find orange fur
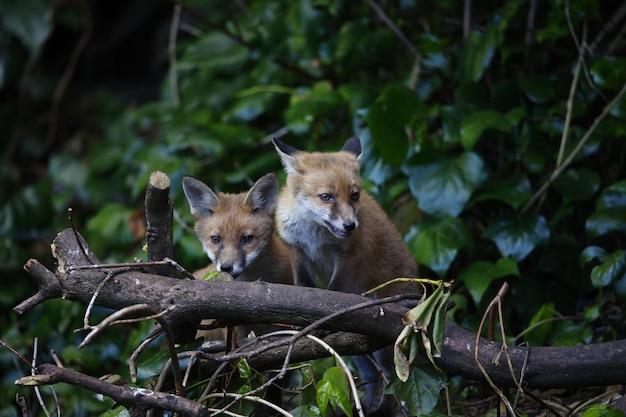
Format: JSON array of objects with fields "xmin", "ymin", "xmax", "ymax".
[
  {"xmin": 182, "ymin": 173, "xmax": 292, "ymax": 286},
  {"xmin": 273, "ymin": 138, "xmax": 418, "ymax": 298}
]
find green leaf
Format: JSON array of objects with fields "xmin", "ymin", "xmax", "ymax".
[
  {"xmin": 482, "ymin": 215, "xmax": 550, "ymax": 262},
  {"xmin": 581, "ymin": 404, "xmax": 625, "ymax": 417},
  {"xmin": 586, "ymin": 180, "xmax": 626, "ymax": 239},
  {"xmin": 386, "ymin": 366, "xmax": 444, "ymax": 416},
  {"xmin": 590, "ymin": 250, "xmax": 626, "ymax": 288},
  {"xmin": 458, "ymin": 26, "xmax": 499, "ymax": 83},
  {"xmin": 407, "ymin": 218, "xmax": 473, "ymax": 277},
  {"xmin": 285, "ymin": 81, "xmax": 342, "ymax": 135},
  {"xmin": 316, "ymin": 367, "xmax": 352, "ymax": 417},
  {"xmin": 0, "ymin": 0, "xmax": 52, "ymax": 54},
  {"xmin": 580, "ymin": 246, "xmax": 608, "ymax": 268},
  {"xmin": 179, "ymin": 32, "xmax": 248, "ymax": 72},
  {"xmin": 460, "ymin": 110, "xmax": 512, "ymax": 150},
  {"xmin": 403, "ymin": 285, "xmax": 444, "ymax": 333},
  {"xmin": 404, "ymin": 152, "xmax": 487, "ymax": 217},
  {"xmin": 470, "ymin": 175, "xmax": 532, "ymax": 209},
  {"xmin": 237, "ymin": 358, "xmax": 252, "ymax": 379},
  {"xmin": 524, "ymin": 302, "xmax": 555, "ymax": 346},
  {"xmin": 518, "ymin": 76, "xmax": 558, "ymax": 104},
  {"xmin": 459, "ymin": 259, "xmax": 520, "ymax": 305},
  {"xmin": 595, "ymin": 180, "xmax": 626, "ymax": 210},
  {"xmin": 440, "ymin": 106, "xmax": 464, "ymax": 146},
  {"xmin": 367, "ymin": 84, "xmax": 418, "ymax": 165},
  {"xmin": 586, "ymin": 210, "xmax": 626, "ymax": 239},
  {"xmin": 553, "ymin": 168, "xmax": 601, "ymax": 204},
  {"xmin": 590, "ymin": 58, "xmax": 626, "ymax": 91}
]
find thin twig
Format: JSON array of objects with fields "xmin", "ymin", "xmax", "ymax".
[
  {"xmin": 68, "ymin": 208, "xmax": 95, "ymax": 264},
  {"xmin": 555, "ymin": 27, "xmax": 585, "ymax": 168},
  {"xmin": 130, "ymin": 328, "xmax": 163, "ymax": 383},
  {"xmin": 81, "ymin": 270, "xmax": 116, "ymax": 329},
  {"xmin": 522, "ymin": 80, "xmax": 626, "ymax": 214},
  {"xmin": 0, "ymin": 339, "xmax": 32, "ymax": 368},
  {"xmin": 205, "ymin": 392, "xmax": 293, "ymax": 417},
  {"xmin": 365, "ymin": 0, "xmax": 420, "ymax": 58},
  {"xmin": 32, "ymin": 338, "xmax": 54, "ymax": 417},
  {"xmin": 168, "ymin": 0, "xmax": 182, "ymax": 106},
  {"xmin": 79, "ymin": 304, "xmax": 161, "ymax": 347},
  {"xmin": 45, "ymin": 0, "xmax": 92, "ymax": 148},
  {"xmin": 474, "ymin": 283, "xmax": 518, "ymax": 416},
  {"xmin": 463, "ymin": 0, "xmax": 471, "ymax": 39}
]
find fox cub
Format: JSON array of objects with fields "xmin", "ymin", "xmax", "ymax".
[
  {"xmin": 182, "ymin": 173, "xmax": 292, "ymax": 286},
  {"xmin": 272, "ymin": 137, "xmax": 418, "ymax": 298}
]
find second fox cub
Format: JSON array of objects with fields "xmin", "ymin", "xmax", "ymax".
[
  {"xmin": 182, "ymin": 173, "xmax": 292, "ymax": 286},
  {"xmin": 272, "ymin": 137, "xmax": 419, "ymax": 298}
]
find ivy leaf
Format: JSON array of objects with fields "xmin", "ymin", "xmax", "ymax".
[
  {"xmin": 586, "ymin": 211, "xmax": 626, "ymax": 240},
  {"xmin": 316, "ymin": 367, "xmax": 352, "ymax": 417},
  {"xmin": 441, "ymin": 106, "xmax": 464, "ymax": 146},
  {"xmin": 367, "ymin": 84, "xmax": 417, "ymax": 165},
  {"xmin": 470, "ymin": 175, "xmax": 532, "ymax": 209},
  {"xmin": 386, "ymin": 366, "xmax": 444, "ymax": 416},
  {"xmin": 285, "ymin": 81, "xmax": 343, "ymax": 135},
  {"xmin": 0, "ymin": 0, "xmax": 52, "ymax": 54},
  {"xmin": 404, "ymin": 152, "xmax": 487, "ymax": 218},
  {"xmin": 482, "ymin": 215, "xmax": 550, "ymax": 262},
  {"xmin": 590, "ymin": 250, "xmax": 626, "ymax": 289},
  {"xmin": 580, "ymin": 246, "xmax": 608, "ymax": 268},
  {"xmin": 179, "ymin": 32, "xmax": 248, "ymax": 72},
  {"xmin": 458, "ymin": 259, "xmax": 520, "ymax": 305},
  {"xmin": 407, "ymin": 218, "xmax": 472, "ymax": 277},
  {"xmin": 553, "ymin": 168, "xmax": 601, "ymax": 204},
  {"xmin": 237, "ymin": 358, "xmax": 252, "ymax": 379},
  {"xmin": 590, "ymin": 57, "xmax": 626, "ymax": 91},
  {"xmin": 586, "ymin": 180, "xmax": 626, "ymax": 239},
  {"xmin": 458, "ymin": 26, "xmax": 499, "ymax": 83},
  {"xmin": 524, "ymin": 302, "xmax": 555, "ymax": 346},
  {"xmin": 460, "ymin": 110, "xmax": 512, "ymax": 150},
  {"xmin": 596, "ymin": 180, "xmax": 626, "ymax": 210}
]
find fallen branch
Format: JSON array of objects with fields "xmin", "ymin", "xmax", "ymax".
[{"xmin": 15, "ymin": 228, "xmax": 626, "ymax": 392}]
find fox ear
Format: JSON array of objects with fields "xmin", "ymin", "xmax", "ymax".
[
  {"xmin": 244, "ymin": 173, "xmax": 278, "ymax": 213},
  {"xmin": 182, "ymin": 177, "xmax": 220, "ymax": 217},
  {"xmin": 341, "ymin": 137, "xmax": 362, "ymax": 163},
  {"xmin": 272, "ymin": 138, "xmax": 300, "ymax": 175}
]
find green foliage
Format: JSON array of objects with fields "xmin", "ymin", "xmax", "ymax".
[
  {"xmin": 316, "ymin": 367, "xmax": 352, "ymax": 417},
  {"xmin": 2, "ymin": 0, "xmax": 626, "ymax": 415},
  {"xmin": 386, "ymin": 366, "xmax": 446, "ymax": 416},
  {"xmin": 582, "ymin": 404, "xmax": 625, "ymax": 417}
]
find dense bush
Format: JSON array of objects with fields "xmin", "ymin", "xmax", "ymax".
[{"xmin": 1, "ymin": 0, "xmax": 625, "ymax": 415}]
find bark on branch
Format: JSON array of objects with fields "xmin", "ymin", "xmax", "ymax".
[{"xmin": 16, "ymin": 228, "xmax": 626, "ymax": 390}]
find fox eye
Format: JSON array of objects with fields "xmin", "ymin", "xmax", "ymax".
[
  {"xmin": 241, "ymin": 234, "xmax": 254, "ymax": 245},
  {"xmin": 319, "ymin": 193, "xmax": 334, "ymax": 202},
  {"xmin": 351, "ymin": 191, "xmax": 360, "ymax": 202},
  {"xmin": 210, "ymin": 235, "xmax": 221, "ymax": 244}
]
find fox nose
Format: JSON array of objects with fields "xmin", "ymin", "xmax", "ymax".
[
  {"xmin": 220, "ymin": 264, "xmax": 234, "ymax": 274},
  {"xmin": 343, "ymin": 222, "xmax": 356, "ymax": 232}
]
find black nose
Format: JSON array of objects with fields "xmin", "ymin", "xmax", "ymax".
[
  {"xmin": 344, "ymin": 222, "xmax": 356, "ymax": 232},
  {"xmin": 220, "ymin": 264, "xmax": 234, "ymax": 273}
]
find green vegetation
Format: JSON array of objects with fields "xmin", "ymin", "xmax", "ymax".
[{"xmin": 2, "ymin": 0, "xmax": 625, "ymax": 415}]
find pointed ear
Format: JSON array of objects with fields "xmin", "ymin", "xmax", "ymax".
[
  {"xmin": 272, "ymin": 138, "xmax": 300, "ymax": 175},
  {"xmin": 244, "ymin": 173, "xmax": 279, "ymax": 213},
  {"xmin": 341, "ymin": 137, "xmax": 362, "ymax": 163},
  {"xmin": 182, "ymin": 177, "xmax": 220, "ymax": 217}
]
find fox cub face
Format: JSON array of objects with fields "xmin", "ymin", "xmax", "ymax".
[
  {"xmin": 273, "ymin": 137, "xmax": 363, "ymax": 239},
  {"xmin": 182, "ymin": 174, "xmax": 278, "ymax": 277}
]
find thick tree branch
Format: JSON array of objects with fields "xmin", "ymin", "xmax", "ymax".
[
  {"xmin": 15, "ymin": 364, "xmax": 208, "ymax": 417},
  {"xmin": 144, "ymin": 171, "xmax": 174, "ymax": 276},
  {"xmin": 16, "ymin": 228, "xmax": 626, "ymax": 390}
]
